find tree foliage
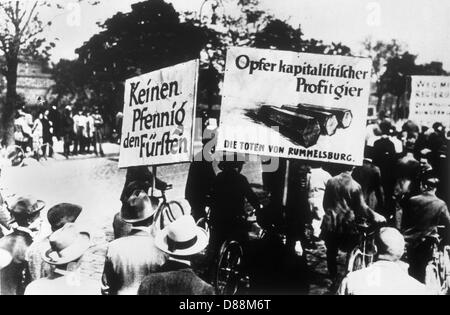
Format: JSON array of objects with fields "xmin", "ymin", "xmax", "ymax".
[
  {"xmin": 0, "ymin": 0, "xmax": 100, "ymax": 145},
  {"xmin": 71, "ymin": 0, "xmax": 213, "ymax": 116}
]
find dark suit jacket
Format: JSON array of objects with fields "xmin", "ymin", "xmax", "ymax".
[
  {"xmin": 210, "ymin": 169, "xmax": 260, "ymax": 226},
  {"xmin": 321, "ymin": 173, "xmax": 374, "ymax": 246},
  {"xmin": 138, "ymin": 260, "xmax": 215, "ymax": 296},
  {"xmin": 373, "ymin": 136, "xmax": 397, "ymax": 195},
  {"xmin": 402, "ymin": 192, "xmax": 450, "ymax": 246},
  {"xmin": 352, "ymin": 160, "xmax": 385, "ymax": 211}
]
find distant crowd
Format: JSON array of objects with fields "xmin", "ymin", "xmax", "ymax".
[{"xmin": 13, "ymin": 105, "xmax": 105, "ymax": 160}]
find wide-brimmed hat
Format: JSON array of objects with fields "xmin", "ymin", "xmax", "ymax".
[
  {"xmin": 42, "ymin": 223, "xmax": 91, "ymax": 266},
  {"xmin": 47, "ymin": 203, "xmax": 83, "ymax": 232},
  {"xmin": 8, "ymin": 196, "xmax": 45, "ymax": 223},
  {"xmin": 120, "ymin": 190, "xmax": 158, "ymax": 224},
  {"xmin": 155, "ymin": 215, "xmax": 208, "ymax": 257},
  {"xmin": 0, "ymin": 249, "xmax": 12, "ymax": 270}
]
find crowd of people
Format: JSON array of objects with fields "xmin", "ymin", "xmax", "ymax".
[
  {"xmin": 13, "ymin": 105, "xmax": 105, "ymax": 160},
  {"xmin": 0, "ymin": 113, "xmax": 448, "ymax": 296}
]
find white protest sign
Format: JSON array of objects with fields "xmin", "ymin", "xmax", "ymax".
[
  {"xmin": 119, "ymin": 60, "xmax": 199, "ymax": 168},
  {"xmin": 409, "ymin": 76, "xmax": 450, "ymax": 129},
  {"xmin": 217, "ymin": 47, "xmax": 372, "ymax": 166}
]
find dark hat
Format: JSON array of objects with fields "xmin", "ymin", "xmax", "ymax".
[
  {"xmin": 421, "ymin": 170, "xmax": 440, "ymax": 188},
  {"xmin": 433, "ymin": 122, "xmax": 445, "ymax": 132},
  {"xmin": 47, "ymin": 204, "xmax": 83, "ymax": 232},
  {"xmin": 379, "ymin": 120, "xmax": 393, "ymax": 135},
  {"xmin": 8, "ymin": 196, "xmax": 45, "ymax": 223},
  {"xmin": 402, "ymin": 120, "xmax": 420, "ymax": 134},
  {"xmin": 218, "ymin": 152, "xmax": 246, "ymax": 171},
  {"xmin": 122, "ymin": 180, "xmax": 152, "ymax": 204},
  {"xmin": 121, "ymin": 190, "xmax": 158, "ymax": 224},
  {"xmin": 218, "ymin": 160, "xmax": 245, "ymax": 171}
]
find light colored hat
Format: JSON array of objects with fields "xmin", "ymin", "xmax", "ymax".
[
  {"xmin": 42, "ymin": 223, "xmax": 91, "ymax": 266},
  {"xmin": 0, "ymin": 249, "xmax": 12, "ymax": 270},
  {"xmin": 155, "ymin": 215, "xmax": 208, "ymax": 257}
]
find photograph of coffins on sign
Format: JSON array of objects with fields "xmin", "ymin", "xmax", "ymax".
[{"xmin": 217, "ymin": 47, "xmax": 372, "ymax": 166}]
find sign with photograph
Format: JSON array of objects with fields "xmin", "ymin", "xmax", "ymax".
[
  {"xmin": 119, "ymin": 60, "xmax": 199, "ymax": 168},
  {"xmin": 217, "ymin": 47, "xmax": 372, "ymax": 166},
  {"xmin": 409, "ymin": 76, "xmax": 450, "ymax": 128}
]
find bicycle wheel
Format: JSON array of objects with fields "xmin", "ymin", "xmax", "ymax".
[
  {"xmin": 156, "ymin": 201, "xmax": 185, "ymax": 231},
  {"xmin": 347, "ymin": 248, "xmax": 365, "ymax": 273},
  {"xmin": 436, "ymin": 248, "xmax": 450, "ymax": 295},
  {"xmin": 196, "ymin": 217, "xmax": 210, "ymax": 236},
  {"xmin": 216, "ymin": 240, "xmax": 244, "ymax": 295},
  {"xmin": 425, "ymin": 261, "xmax": 441, "ymax": 294}
]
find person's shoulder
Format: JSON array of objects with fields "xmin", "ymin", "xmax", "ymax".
[
  {"xmin": 107, "ymin": 234, "xmax": 158, "ymax": 255},
  {"xmin": 238, "ymin": 173, "xmax": 250, "ymax": 182},
  {"xmin": 314, "ymin": 168, "xmax": 332, "ymax": 178},
  {"xmin": 402, "ymin": 274, "xmax": 433, "ymax": 295},
  {"xmin": 24, "ymin": 278, "xmax": 52, "ymax": 295},
  {"xmin": 107, "ymin": 236, "xmax": 135, "ymax": 253}
]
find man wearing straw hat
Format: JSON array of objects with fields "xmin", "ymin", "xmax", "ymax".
[
  {"xmin": 138, "ymin": 215, "xmax": 214, "ymax": 295},
  {"xmin": 24, "ymin": 223, "xmax": 99, "ymax": 295},
  {"xmin": 25, "ymin": 203, "xmax": 83, "ymax": 282},
  {"xmin": 102, "ymin": 182, "xmax": 167, "ymax": 295}
]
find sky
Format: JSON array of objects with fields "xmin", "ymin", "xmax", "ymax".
[{"xmin": 42, "ymin": 0, "xmax": 450, "ymax": 69}]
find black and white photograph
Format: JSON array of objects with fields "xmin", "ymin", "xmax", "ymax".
[{"xmin": 0, "ymin": 0, "xmax": 448, "ymax": 300}]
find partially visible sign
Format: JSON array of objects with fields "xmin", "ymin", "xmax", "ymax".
[
  {"xmin": 119, "ymin": 60, "xmax": 199, "ymax": 168},
  {"xmin": 409, "ymin": 76, "xmax": 450, "ymax": 128},
  {"xmin": 217, "ymin": 47, "xmax": 372, "ymax": 166}
]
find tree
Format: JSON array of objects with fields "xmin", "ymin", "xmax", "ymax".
[
  {"xmin": 254, "ymin": 19, "xmax": 351, "ymax": 56},
  {"xmin": 50, "ymin": 59, "xmax": 91, "ymax": 106},
  {"xmin": 75, "ymin": 0, "xmax": 213, "ymax": 118},
  {"xmin": 185, "ymin": 0, "xmax": 352, "ymax": 108},
  {"xmin": 381, "ymin": 53, "xmax": 448, "ymax": 119},
  {"xmin": 0, "ymin": 1, "xmax": 50, "ymax": 145},
  {"xmin": 362, "ymin": 38, "xmax": 405, "ymax": 110},
  {"xmin": 0, "ymin": 0, "xmax": 99, "ymax": 146},
  {"xmin": 364, "ymin": 39, "xmax": 405, "ymax": 111}
]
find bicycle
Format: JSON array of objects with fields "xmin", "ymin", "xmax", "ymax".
[
  {"xmin": 346, "ymin": 222, "xmax": 381, "ymax": 274},
  {"xmin": 151, "ymin": 184, "xmax": 187, "ymax": 233},
  {"xmin": 423, "ymin": 228, "xmax": 450, "ymax": 295},
  {"xmin": 213, "ymin": 209, "xmax": 275, "ymax": 295}
]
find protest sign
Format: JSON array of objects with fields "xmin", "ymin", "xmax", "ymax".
[
  {"xmin": 409, "ymin": 76, "xmax": 450, "ymax": 129},
  {"xmin": 119, "ymin": 60, "xmax": 199, "ymax": 168},
  {"xmin": 217, "ymin": 47, "xmax": 372, "ymax": 166}
]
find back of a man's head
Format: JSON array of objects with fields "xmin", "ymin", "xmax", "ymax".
[{"xmin": 376, "ymin": 228, "xmax": 405, "ymax": 262}]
